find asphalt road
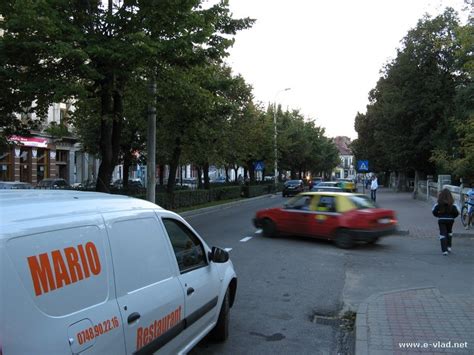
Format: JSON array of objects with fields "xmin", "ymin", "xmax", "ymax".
[
  {"xmin": 184, "ymin": 194, "xmax": 474, "ymax": 355},
  {"xmin": 186, "ymin": 195, "xmax": 348, "ymax": 355}
]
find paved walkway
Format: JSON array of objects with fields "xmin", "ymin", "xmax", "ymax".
[
  {"xmin": 368, "ymin": 187, "xmax": 473, "ymax": 237},
  {"xmin": 356, "ymin": 188, "xmax": 474, "ymax": 354}
]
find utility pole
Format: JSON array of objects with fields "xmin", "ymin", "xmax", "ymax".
[{"xmin": 146, "ymin": 79, "xmax": 157, "ymax": 203}]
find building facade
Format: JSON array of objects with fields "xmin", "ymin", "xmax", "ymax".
[{"xmin": 332, "ymin": 136, "xmax": 355, "ymax": 180}]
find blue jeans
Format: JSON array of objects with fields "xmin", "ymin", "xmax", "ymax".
[{"xmin": 371, "ymin": 189, "xmax": 377, "ymax": 201}]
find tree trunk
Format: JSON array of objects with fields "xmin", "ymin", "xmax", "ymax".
[
  {"xmin": 96, "ymin": 78, "xmax": 123, "ymax": 193},
  {"xmin": 197, "ymin": 166, "xmax": 203, "ymax": 189},
  {"xmin": 247, "ymin": 161, "xmax": 255, "ymax": 182},
  {"xmin": 167, "ymin": 138, "xmax": 181, "ymax": 193},
  {"xmin": 158, "ymin": 164, "xmax": 164, "ymax": 186},
  {"xmin": 123, "ymin": 150, "xmax": 132, "ymax": 188},
  {"xmin": 225, "ymin": 166, "xmax": 229, "ymax": 182},
  {"xmin": 203, "ymin": 162, "xmax": 210, "ymax": 189}
]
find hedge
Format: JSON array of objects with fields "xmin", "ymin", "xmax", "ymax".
[{"xmin": 116, "ymin": 183, "xmax": 282, "ymax": 210}]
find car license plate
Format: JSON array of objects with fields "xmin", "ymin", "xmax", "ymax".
[{"xmin": 378, "ymin": 218, "xmax": 391, "ymax": 224}]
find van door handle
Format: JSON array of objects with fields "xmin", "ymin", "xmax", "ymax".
[
  {"xmin": 128, "ymin": 312, "xmax": 141, "ymax": 324},
  {"xmin": 187, "ymin": 287, "xmax": 195, "ymax": 296}
]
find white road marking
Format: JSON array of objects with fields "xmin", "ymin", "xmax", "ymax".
[
  {"xmin": 240, "ymin": 236, "xmax": 253, "ymax": 242},
  {"xmin": 255, "ymin": 229, "xmax": 263, "ymax": 234},
  {"xmin": 224, "ymin": 248, "xmax": 232, "ymax": 252}
]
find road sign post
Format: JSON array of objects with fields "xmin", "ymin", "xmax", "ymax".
[{"xmin": 357, "ymin": 160, "xmax": 369, "ymax": 194}]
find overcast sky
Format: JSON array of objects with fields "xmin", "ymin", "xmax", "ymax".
[{"xmin": 224, "ymin": 0, "xmax": 470, "ymax": 139}]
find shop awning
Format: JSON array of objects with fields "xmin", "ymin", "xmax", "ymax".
[{"xmin": 9, "ymin": 135, "xmax": 49, "ymax": 148}]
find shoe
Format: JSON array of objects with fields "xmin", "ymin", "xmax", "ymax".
[
  {"xmin": 466, "ymin": 226, "xmax": 470, "ymax": 230},
  {"xmin": 447, "ymin": 247, "xmax": 452, "ymax": 253},
  {"xmin": 443, "ymin": 252, "xmax": 448, "ymax": 256}
]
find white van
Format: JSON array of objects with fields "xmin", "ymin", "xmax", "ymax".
[{"xmin": 0, "ymin": 190, "xmax": 237, "ymax": 354}]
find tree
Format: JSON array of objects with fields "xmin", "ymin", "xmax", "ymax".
[
  {"xmin": 0, "ymin": 0, "xmax": 253, "ymax": 192},
  {"xmin": 354, "ymin": 8, "xmax": 470, "ymax": 186}
]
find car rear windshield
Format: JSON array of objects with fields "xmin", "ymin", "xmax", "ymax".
[
  {"xmin": 286, "ymin": 180, "xmax": 300, "ymax": 185},
  {"xmin": 348, "ymin": 195, "xmax": 376, "ymax": 209}
]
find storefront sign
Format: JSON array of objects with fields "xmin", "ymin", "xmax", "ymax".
[{"xmin": 9, "ymin": 135, "xmax": 49, "ymax": 148}]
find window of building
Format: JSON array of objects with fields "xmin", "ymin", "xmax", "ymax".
[
  {"xmin": 0, "ymin": 149, "xmax": 13, "ymax": 181},
  {"xmin": 36, "ymin": 148, "xmax": 49, "ymax": 182},
  {"xmin": 56, "ymin": 150, "xmax": 68, "ymax": 181},
  {"xmin": 20, "ymin": 148, "xmax": 31, "ymax": 183}
]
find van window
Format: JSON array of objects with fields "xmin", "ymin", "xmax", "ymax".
[
  {"xmin": 6, "ymin": 225, "xmax": 108, "ymax": 316},
  {"xmin": 162, "ymin": 219, "xmax": 207, "ymax": 273},
  {"xmin": 108, "ymin": 217, "xmax": 174, "ymax": 296}
]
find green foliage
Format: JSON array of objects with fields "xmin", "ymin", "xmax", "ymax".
[
  {"xmin": 354, "ymin": 7, "xmax": 473, "ymax": 181},
  {"xmin": 0, "ymin": 0, "xmax": 254, "ymax": 191}
]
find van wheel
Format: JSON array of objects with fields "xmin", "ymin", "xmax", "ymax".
[
  {"xmin": 261, "ymin": 219, "xmax": 276, "ymax": 238},
  {"xmin": 210, "ymin": 289, "xmax": 230, "ymax": 342},
  {"xmin": 335, "ymin": 231, "xmax": 354, "ymax": 249}
]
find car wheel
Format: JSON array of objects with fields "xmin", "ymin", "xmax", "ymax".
[
  {"xmin": 335, "ymin": 230, "xmax": 355, "ymax": 249},
  {"xmin": 210, "ymin": 289, "xmax": 230, "ymax": 342},
  {"xmin": 261, "ymin": 218, "xmax": 277, "ymax": 238},
  {"xmin": 367, "ymin": 237, "xmax": 379, "ymax": 245}
]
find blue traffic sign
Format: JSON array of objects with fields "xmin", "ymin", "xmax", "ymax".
[
  {"xmin": 357, "ymin": 160, "xmax": 369, "ymax": 172},
  {"xmin": 254, "ymin": 161, "xmax": 265, "ymax": 171}
]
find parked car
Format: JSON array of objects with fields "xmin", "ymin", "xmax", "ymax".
[
  {"xmin": 253, "ymin": 191, "xmax": 397, "ymax": 248},
  {"xmin": 308, "ymin": 177, "xmax": 323, "ymax": 189},
  {"xmin": 282, "ymin": 179, "xmax": 304, "ymax": 197},
  {"xmin": 112, "ymin": 178, "xmax": 143, "ymax": 189},
  {"xmin": 72, "ymin": 179, "xmax": 96, "ymax": 190},
  {"xmin": 312, "ymin": 181, "xmax": 341, "ymax": 190},
  {"xmin": 0, "ymin": 181, "xmax": 33, "ymax": 189},
  {"xmin": 210, "ymin": 176, "xmax": 227, "ymax": 184},
  {"xmin": 0, "ymin": 190, "xmax": 237, "ymax": 354},
  {"xmin": 36, "ymin": 178, "xmax": 70, "ymax": 189}
]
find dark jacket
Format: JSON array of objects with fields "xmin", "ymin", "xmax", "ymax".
[{"xmin": 432, "ymin": 203, "xmax": 459, "ymax": 221}]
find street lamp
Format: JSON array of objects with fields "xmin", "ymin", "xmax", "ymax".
[{"xmin": 273, "ymin": 88, "xmax": 291, "ymax": 189}]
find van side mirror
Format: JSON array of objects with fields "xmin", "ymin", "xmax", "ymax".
[{"xmin": 208, "ymin": 247, "xmax": 229, "ymax": 263}]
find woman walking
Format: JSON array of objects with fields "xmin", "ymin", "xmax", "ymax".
[{"xmin": 432, "ymin": 188, "xmax": 459, "ymax": 255}]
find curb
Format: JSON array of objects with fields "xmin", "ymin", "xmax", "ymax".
[
  {"xmin": 179, "ymin": 193, "xmax": 279, "ymax": 218},
  {"xmin": 395, "ymin": 229, "xmax": 473, "ymax": 238},
  {"xmin": 355, "ymin": 286, "xmax": 438, "ymax": 355}
]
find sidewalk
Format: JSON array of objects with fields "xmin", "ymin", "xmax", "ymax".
[
  {"xmin": 370, "ymin": 188, "xmax": 474, "ymax": 238},
  {"xmin": 356, "ymin": 188, "xmax": 474, "ymax": 354},
  {"xmin": 356, "ymin": 287, "xmax": 474, "ymax": 354}
]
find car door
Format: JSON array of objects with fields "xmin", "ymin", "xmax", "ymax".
[
  {"xmin": 277, "ymin": 195, "xmax": 313, "ymax": 236},
  {"xmin": 104, "ymin": 211, "xmax": 185, "ymax": 355},
  {"xmin": 307, "ymin": 195, "xmax": 340, "ymax": 238},
  {"xmin": 161, "ymin": 217, "xmax": 222, "ymax": 345}
]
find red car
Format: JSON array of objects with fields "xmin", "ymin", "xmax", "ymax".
[{"xmin": 253, "ymin": 192, "xmax": 397, "ymax": 248}]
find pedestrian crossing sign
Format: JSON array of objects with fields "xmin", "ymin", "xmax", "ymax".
[{"xmin": 357, "ymin": 160, "xmax": 369, "ymax": 172}]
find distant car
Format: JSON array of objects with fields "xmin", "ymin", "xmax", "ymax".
[
  {"xmin": 211, "ymin": 176, "xmax": 226, "ymax": 184},
  {"xmin": 112, "ymin": 178, "xmax": 143, "ymax": 189},
  {"xmin": 72, "ymin": 179, "xmax": 96, "ymax": 190},
  {"xmin": 311, "ymin": 186, "xmax": 343, "ymax": 192},
  {"xmin": 0, "ymin": 181, "xmax": 33, "ymax": 189},
  {"xmin": 315, "ymin": 181, "xmax": 341, "ymax": 189},
  {"xmin": 308, "ymin": 177, "xmax": 323, "ymax": 189},
  {"xmin": 337, "ymin": 178, "xmax": 357, "ymax": 192},
  {"xmin": 282, "ymin": 179, "xmax": 304, "ymax": 197},
  {"xmin": 253, "ymin": 192, "xmax": 397, "ymax": 248},
  {"xmin": 36, "ymin": 178, "xmax": 70, "ymax": 189}
]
